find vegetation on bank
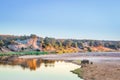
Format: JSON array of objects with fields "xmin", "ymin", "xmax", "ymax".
[
  {"xmin": 71, "ymin": 68, "xmax": 83, "ymax": 78},
  {"xmin": 0, "ymin": 51, "xmax": 48, "ymax": 56},
  {"xmin": 0, "ymin": 34, "xmax": 120, "ymax": 53}
]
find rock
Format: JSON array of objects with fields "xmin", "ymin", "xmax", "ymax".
[{"xmin": 8, "ymin": 37, "xmax": 41, "ymax": 51}]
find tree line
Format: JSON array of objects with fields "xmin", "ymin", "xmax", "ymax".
[{"xmin": 0, "ymin": 34, "xmax": 120, "ymax": 51}]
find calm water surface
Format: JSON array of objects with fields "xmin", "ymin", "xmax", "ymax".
[{"xmin": 0, "ymin": 59, "xmax": 83, "ymax": 80}]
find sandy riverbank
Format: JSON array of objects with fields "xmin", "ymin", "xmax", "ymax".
[
  {"xmin": 19, "ymin": 52, "xmax": 120, "ymax": 61},
  {"xmin": 72, "ymin": 61, "xmax": 120, "ymax": 80}
]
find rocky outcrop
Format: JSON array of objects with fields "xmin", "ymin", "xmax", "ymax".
[
  {"xmin": 8, "ymin": 37, "xmax": 41, "ymax": 51},
  {"xmin": 8, "ymin": 44, "xmax": 27, "ymax": 51},
  {"xmin": 26, "ymin": 38, "xmax": 39, "ymax": 49}
]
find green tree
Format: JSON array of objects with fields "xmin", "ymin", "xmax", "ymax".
[
  {"xmin": 72, "ymin": 42, "xmax": 78, "ymax": 48},
  {"xmin": 30, "ymin": 34, "xmax": 37, "ymax": 38},
  {"xmin": 63, "ymin": 40, "xmax": 72, "ymax": 48},
  {"xmin": 0, "ymin": 40, "xmax": 4, "ymax": 47},
  {"xmin": 89, "ymin": 41, "xmax": 94, "ymax": 46},
  {"xmin": 56, "ymin": 41, "xmax": 62, "ymax": 48},
  {"xmin": 44, "ymin": 37, "xmax": 56, "ymax": 46},
  {"xmin": 78, "ymin": 42, "xmax": 84, "ymax": 49},
  {"xmin": 87, "ymin": 47, "xmax": 92, "ymax": 52},
  {"xmin": 44, "ymin": 37, "xmax": 50, "ymax": 46}
]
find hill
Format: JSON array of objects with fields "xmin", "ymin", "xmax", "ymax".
[{"xmin": 0, "ymin": 34, "xmax": 120, "ymax": 53}]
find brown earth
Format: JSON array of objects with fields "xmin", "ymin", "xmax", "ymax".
[{"xmin": 74, "ymin": 61, "xmax": 120, "ymax": 80}]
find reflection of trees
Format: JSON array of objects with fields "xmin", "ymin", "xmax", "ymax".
[
  {"xmin": 0, "ymin": 58, "xmax": 56, "ymax": 71},
  {"xmin": 20, "ymin": 59, "xmax": 55, "ymax": 70},
  {"xmin": 20, "ymin": 59, "xmax": 38, "ymax": 71},
  {"xmin": 43, "ymin": 60, "xmax": 55, "ymax": 67}
]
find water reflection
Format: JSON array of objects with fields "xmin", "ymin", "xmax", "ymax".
[
  {"xmin": 0, "ymin": 58, "xmax": 57, "ymax": 71},
  {"xmin": 0, "ymin": 58, "xmax": 82, "ymax": 80}
]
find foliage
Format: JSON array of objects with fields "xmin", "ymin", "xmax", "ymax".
[
  {"xmin": 0, "ymin": 35, "xmax": 120, "ymax": 53},
  {"xmin": 71, "ymin": 68, "xmax": 83, "ymax": 78},
  {"xmin": 0, "ymin": 40, "xmax": 4, "ymax": 47},
  {"xmin": 0, "ymin": 51, "xmax": 48, "ymax": 56}
]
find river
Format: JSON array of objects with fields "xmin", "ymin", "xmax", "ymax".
[{"xmin": 0, "ymin": 59, "xmax": 83, "ymax": 80}]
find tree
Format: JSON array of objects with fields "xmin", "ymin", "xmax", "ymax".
[
  {"xmin": 56, "ymin": 41, "xmax": 62, "ymax": 48},
  {"xmin": 89, "ymin": 41, "xmax": 94, "ymax": 46},
  {"xmin": 44, "ymin": 37, "xmax": 56, "ymax": 46},
  {"xmin": 30, "ymin": 34, "xmax": 37, "ymax": 38},
  {"xmin": 72, "ymin": 42, "xmax": 78, "ymax": 48},
  {"xmin": 77, "ymin": 42, "xmax": 84, "ymax": 49},
  {"xmin": 87, "ymin": 47, "xmax": 92, "ymax": 52},
  {"xmin": 63, "ymin": 40, "xmax": 72, "ymax": 48},
  {"xmin": 44, "ymin": 37, "xmax": 51, "ymax": 46},
  {"xmin": 0, "ymin": 40, "xmax": 4, "ymax": 47}
]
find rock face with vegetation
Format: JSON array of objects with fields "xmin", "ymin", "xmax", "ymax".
[
  {"xmin": 7, "ymin": 34, "xmax": 40, "ymax": 52},
  {"xmin": 0, "ymin": 34, "xmax": 120, "ymax": 53}
]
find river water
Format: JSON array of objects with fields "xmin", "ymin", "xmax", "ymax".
[{"xmin": 0, "ymin": 59, "xmax": 83, "ymax": 80}]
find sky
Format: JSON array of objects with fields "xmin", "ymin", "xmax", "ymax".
[{"xmin": 0, "ymin": 0, "xmax": 120, "ymax": 40}]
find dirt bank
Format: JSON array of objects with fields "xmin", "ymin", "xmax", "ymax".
[{"xmin": 72, "ymin": 61, "xmax": 120, "ymax": 80}]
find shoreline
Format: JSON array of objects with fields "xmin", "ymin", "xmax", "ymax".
[
  {"xmin": 0, "ymin": 52, "xmax": 120, "ymax": 80},
  {"xmin": 19, "ymin": 52, "xmax": 120, "ymax": 61},
  {"xmin": 18, "ymin": 52, "xmax": 120, "ymax": 80},
  {"xmin": 72, "ymin": 61, "xmax": 120, "ymax": 80}
]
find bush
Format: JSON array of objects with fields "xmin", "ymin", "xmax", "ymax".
[{"xmin": 0, "ymin": 51, "xmax": 48, "ymax": 56}]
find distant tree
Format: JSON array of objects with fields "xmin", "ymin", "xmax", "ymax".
[
  {"xmin": 89, "ymin": 41, "xmax": 94, "ymax": 46},
  {"xmin": 19, "ymin": 35, "xmax": 29, "ymax": 40},
  {"xmin": 87, "ymin": 47, "xmax": 92, "ymax": 52},
  {"xmin": 30, "ymin": 34, "xmax": 37, "ymax": 38},
  {"xmin": 109, "ymin": 44, "xmax": 118, "ymax": 50},
  {"xmin": 104, "ymin": 43, "xmax": 110, "ymax": 47},
  {"xmin": 63, "ymin": 40, "xmax": 72, "ymax": 48},
  {"xmin": 44, "ymin": 37, "xmax": 51, "ymax": 46},
  {"xmin": 44, "ymin": 37, "xmax": 56, "ymax": 46},
  {"xmin": 72, "ymin": 42, "xmax": 78, "ymax": 48},
  {"xmin": 56, "ymin": 41, "xmax": 62, "ymax": 48},
  {"xmin": 0, "ymin": 40, "xmax": 4, "ymax": 47},
  {"xmin": 77, "ymin": 42, "xmax": 84, "ymax": 49},
  {"xmin": 21, "ymin": 47, "xmax": 25, "ymax": 51},
  {"xmin": 93, "ymin": 41, "xmax": 101, "ymax": 47},
  {"xmin": 10, "ymin": 40, "xmax": 16, "ymax": 44}
]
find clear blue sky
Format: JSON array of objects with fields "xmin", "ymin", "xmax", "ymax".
[{"xmin": 0, "ymin": 0, "xmax": 120, "ymax": 40}]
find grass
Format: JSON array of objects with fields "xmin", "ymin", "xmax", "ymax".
[
  {"xmin": 72, "ymin": 60, "xmax": 81, "ymax": 65},
  {"xmin": 0, "ymin": 51, "xmax": 48, "ymax": 56},
  {"xmin": 71, "ymin": 68, "xmax": 83, "ymax": 79}
]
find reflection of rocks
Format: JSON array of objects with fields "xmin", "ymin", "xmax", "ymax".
[
  {"xmin": 0, "ymin": 57, "xmax": 55, "ymax": 71},
  {"xmin": 20, "ymin": 59, "xmax": 55, "ymax": 70},
  {"xmin": 21, "ymin": 59, "xmax": 37, "ymax": 70}
]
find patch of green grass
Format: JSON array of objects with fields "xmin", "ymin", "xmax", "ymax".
[
  {"xmin": 0, "ymin": 51, "xmax": 48, "ymax": 56},
  {"xmin": 72, "ymin": 60, "xmax": 81, "ymax": 65},
  {"xmin": 71, "ymin": 68, "xmax": 83, "ymax": 79}
]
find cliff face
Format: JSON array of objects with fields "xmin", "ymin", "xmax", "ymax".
[
  {"xmin": 8, "ymin": 37, "xmax": 41, "ymax": 51},
  {"xmin": 27, "ymin": 38, "xmax": 39, "ymax": 49}
]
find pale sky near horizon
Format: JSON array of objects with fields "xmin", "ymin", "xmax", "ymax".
[{"xmin": 0, "ymin": 0, "xmax": 120, "ymax": 40}]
